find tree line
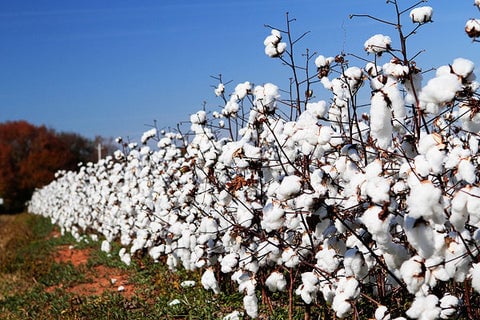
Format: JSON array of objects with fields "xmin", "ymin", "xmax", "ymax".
[{"xmin": 0, "ymin": 120, "xmax": 115, "ymax": 212}]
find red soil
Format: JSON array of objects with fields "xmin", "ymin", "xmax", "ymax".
[{"xmin": 46, "ymin": 244, "xmax": 135, "ymax": 297}]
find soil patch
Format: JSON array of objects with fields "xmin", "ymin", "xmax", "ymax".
[
  {"xmin": 48, "ymin": 244, "xmax": 135, "ymax": 297},
  {"xmin": 54, "ymin": 245, "xmax": 91, "ymax": 267}
]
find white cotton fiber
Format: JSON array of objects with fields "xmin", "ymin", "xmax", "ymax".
[
  {"xmin": 364, "ymin": 34, "xmax": 392, "ymax": 54},
  {"xmin": 265, "ymin": 271, "xmax": 287, "ymax": 292},
  {"xmin": 410, "ymin": 6, "xmax": 433, "ymax": 24},
  {"xmin": 370, "ymin": 91, "xmax": 393, "ymax": 149},
  {"xmin": 277, "ymin": 175, "xmax": 302, "ymax": 200},
  {"xmin": 201, "ymin": 268, "xmax": 220, "ymax": 294}
]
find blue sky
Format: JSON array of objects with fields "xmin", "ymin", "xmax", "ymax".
[{"xmin": 0, "ymin": 1, "xmax": 478, "ymax": 140}]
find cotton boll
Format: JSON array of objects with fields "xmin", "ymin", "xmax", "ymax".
[
  {"xmin": 444, "ymin": 234, "xmax": 471, "ymax": 282},
  {"xmin": 243, "ymin": 143, "xmax": 261, "ymax": 160},
  {"xmin": 414, "ymin": 155, "xmax": 431, "ymax": 177},
  {"xmin": 419, "ymin": 74, "xmax": 462, "ymax": 110},
  {"xmin": 384, "ymin": 83, "xmax": 406, "ymax": 130},
  {"xmin": 276, "ymin": 42, "xmax": 287, "ymax": 55},
  {"xmin": 223, "ymin": 311, "xmax": 243, "ymax": 320},
  {"xmin": 101, "ymin": 240, "xmax": 111, "ymax": 253},
  {"xmin": 190, "ymin": 110, "xmax": 207, "ymax": 125},
  {"xmin": 221, "ymin": 252, "xmax": 239, "ymax": 273},
  {"xmin": 406, "ymin": 180, "xmax": 443, "ymax": 222},
  {"xmin": 471, "ymin": 263, "xmax": 480, "ymax": 293},
  {"xmin": 265, "ymin": 271, "xmax": 287, "ymax": 292},
  {"xmin": 403, "ymin": 69, "xmax": 423, "ymax": 105},
  {"xmin": 254, "ymin": 83, "xmax": 280, "ymax": 112},
  {"xmin": 315, "ymin": 55, "xmax": 334, "ymax": 68},
  {"xmin": 425, "ymin": 146, "xmax": 445, "ymax": 175},
  {"xmin": 261, "ymin": 203, "xmax": 285, "ymax": 232},
  {"xmin": 282, "ymin": 247, "xmax": 301, "ymax": 268},
  {"xmin": 149, "ymin": 245, "xmax": 164, "ymax": 261},
  {"xmin": 315, "ymin": 246, "xmax": 340, "ymax": 273},
  {"xmin": 119, "ymin": 248, "xmax": 131, "ymax": 266},
  {"xmin": 444, "ymin": 145, "xmax": 469, "ymax": 170},
  {"xmin": 360, "ymin": 205, "xmax": 392, "ymax": 246},
  {"xmin": 418, "ymin": 133, "xmax": 443, "ymax": 155},
  {"xmin": 332, "ymin": 295, "xmax": 353, "ymax": 318},
  {"xmin": 404, "ymin": 215, "xmax": 439, "ymax": 259},
  {"xmin": 214, "ymin": 83, "xmax": 225, "ymax": 96},
  {"xmin": 234, "ymin": 81, "xmax": 251, "ymax": 100},
  {"xmin": 410, "ymin": 6, "xmax": 433, "ymax": 24},
  {"xmin": 364, "ymin": 34, "xmax": 392, "ymax": 55},
  {"xmin": 468, "ymin": 135, "xmax": 479, "ymax": 154},
  {"xmin": 238, "ymin": 277, "xmax": 257, "ymax": 296},
  {"xmin": 456, "ymin": 159, "xmax": 476, "ymax": 184},
  {"xmin": 296, "ymin": 110, "xmax": 318, "ymax": 129},
  {"xmin": 264, "ymin": 43, "xmax": 278, "ymax": 57},
  {"xmin": 363, "ymin": 174, "xmax": 391, "ymax": 204},
  {"xmin": 277, "ymin": 175, "xmax": 302, "ymax": 201},
  {"xmin": 451, "ymin": 58, "xmax": 475, "ymax": 79},
  {"xmin": 331, "ymin": 277, "xmax": 360, "ymax": 318},
  {"xmin": 343, "ymin": 66, "xmax": 364, "ymax": 94},
  {"xmin": 243, "ymin": 294, "xmax": 258, "ymax": 318},
  {"xmin": 366, "ymin": 62, "xmax": 382, "ymax": 77},
  {"xmin": 344, "ymin": 248, "xmax": 368, "ymax": 279},
  {"xmin": 306, "ymin": 100, "xmax": 327, "ymax": 119},
  {"xmin": 198, "ymin": 216, "xmax": 219, "ymax": 244},
  {"xmin": 439, "ymin": 294, "xmax": 459, "ymax": 319},
  {"xmin": 344, "ymin": 66, "xmax": 363, "ymax": 82},
  {"xmin": 400, "ymin": 256, "xmax": 426, "ymax": 294},
  {"xmin": 201, "ymin": 268, "xmax": 220, "ymax": 294},
  {"xmin": 375, "ymin": 305, "xmax": 391, "ymax": 320},
  {"xmin": 466, "ymin": 187, "xmax": 480, "ymax": 225},
  {"xmin": 370, "ymin": 91, "xmax": 393, "ymax": 149},
  {"xmin": 383, "ymin": 61, "xmax": 409, "ymax": 79},
  {"xmin": 465, "ymin": 19, "xmax": 480, "ymax": 39},
  {"xmin": 405, "ymin": 294, "xmax": 440, "ymax": 320},
  {"xmin": 141, "ymin": 128, "xmax": 157, "ymax": 144},
  {"xmin": 264, "ymin": 32, "xmax": 280, "ymax": 46},
  {"xmin": 223, "ymin": 100, "xmax": 240, "ymax": 116},
  {"xmin": 450, "ymin": 189, "xmax": 469, "ymax": 231},
  {"xmin": 264, "ymin": 29, "xmax": 286, "ymax": 58},
  {"xmin": 236, "ymin": 206, "xmax": 254, "ymax": 228},
  {"xmin": 423, "ymin": 256, "xmax": 449, "ymax": 288},
  {"xmin": 295, "ymin": 272, "xmax": 319, "ymax": 304},
  {"xmin": 318, "ymin": 126, "xmax": 333, "ymax": 145},
  {"xmin": 256, "ymin": 237, "xmax": 282, "ymax": 265}
]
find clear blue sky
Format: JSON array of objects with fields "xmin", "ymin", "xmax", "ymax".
[{"xmin": 0, "ymin": 1, "xmax": 478, "ymax": 140}]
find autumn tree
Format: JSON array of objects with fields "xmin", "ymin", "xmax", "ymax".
[{"xmin": 0, "ymin": 120, "xmax": 106, "ymax": 212}]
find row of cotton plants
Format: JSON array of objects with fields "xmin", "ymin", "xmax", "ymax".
[{"xmin": 29, "ymin": 2, "xmax": 480, "ymax": 319}]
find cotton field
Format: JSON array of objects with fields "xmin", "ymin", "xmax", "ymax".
[{"xmin": 29, "ymin": 2, "xmax": 480, "ymax": 319}]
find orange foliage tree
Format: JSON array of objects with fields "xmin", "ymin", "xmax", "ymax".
[{"xmin": 0, "ymin": 120, "xmax": 104, "ymax": 212}]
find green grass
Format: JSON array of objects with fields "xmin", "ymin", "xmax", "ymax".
[
  {"xmin": 0, "ymin": 213, "xmax": 248, "ymax": 319},
  {"xmin": 0, "ymin": 213, "xmax": 341, "ymax": 319}
]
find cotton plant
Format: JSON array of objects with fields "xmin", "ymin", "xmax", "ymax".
[{"xmin": 27, "ymin": 1, "xmax": 480, "ymax": 319}]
